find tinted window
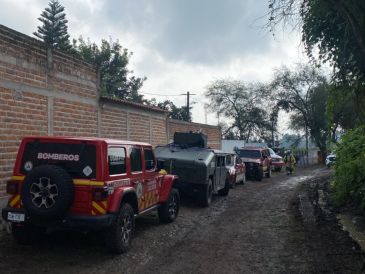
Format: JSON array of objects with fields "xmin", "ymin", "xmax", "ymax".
[
  {"xmin": 130, "ymin": 147, "xmax": 142, "ymax": 172},
  {"xmin": 21, "ymin": 141, "xmax": 96, "ymax": 179},
  {"xmin": 217, "ymin": 156, "xmax": 225, "ymax": 167},
  {"xmin": 226, "ymin": 155, "xmax": 233, "ymax": 166},
  {"xmin": 236, "ymin": 156, "xmax": 242, "ymax": 164},
  {"xmin": 108, "ymin": 147, "xmax": 126, "ymax": 175},
  {"xmin": 238, "ymin": 150, "xmax": 261, "ymax": 158},
  {"xmin": 144, "ymin": 148, "xmax": 156, "ymax": 170}
]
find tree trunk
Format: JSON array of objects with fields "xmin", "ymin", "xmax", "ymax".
[{"xmin": 305, "ymin": 124, "xmax": 309, "ymax": 165}]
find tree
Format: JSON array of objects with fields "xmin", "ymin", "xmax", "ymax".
[
  {"xmin": 73, "ymin": 37, "xmax": 146, "ymax": 101},
  {"xmin": 268, "ymin": 0, "xmax": 365, "ymax": 85},
  {"xmin": 34, "ymin": 0, "xmax": 71, "ymax": 52},
  {"xmin": 155, "ymin": 100, "xmax": 191, "ymax": 122},
  {"xmin": 205, "ymin": 79, "xmax": 272, "ymax": 142},
  {"xmin": 271, "ymin": 64, "xmax": 329, "ymax": 155}
]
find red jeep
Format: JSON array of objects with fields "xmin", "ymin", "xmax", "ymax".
[
  {"xmin": 2, "ymin": 137, "xmax": 180, "ymax": 253},
  {"xmin": 238, "ymin": 147, "xmax": 272, "ymax": 181}
]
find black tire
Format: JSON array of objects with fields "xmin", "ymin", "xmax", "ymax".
[
  {"xmin": 240, "ymin": 173, "xmax": 246, "ymax": 185},
  {"xmin": 218, "ymin": 179, "xmax": 230, "ymax": 196},
  {"xmin": 230, "ymin": 175, "xmax": 236, "ymax": 189},
  {"xmin": 266, "ymin": 166, "xmax": 272, "ymax": 178},
  {"xmin": 198, "ymin": 179, "xmax": 213, "ymax": 207},
  {"xmin": 106, "ymin": 203, "xmax": 135, "ymax": 254},
  {"xmin": 158, "ymin": 188, "xmax": 180, "ymax": 223},
  {"xmin": 21, "ymin": 165, "xmax": 74, "ymax": 219},
  {"xmin": 12, "ymin": 223, "xmax": 45, "ymax": 245},
  {"xmin": 256, "ymin": 169, "xmax": 263, "ymax": 181}
]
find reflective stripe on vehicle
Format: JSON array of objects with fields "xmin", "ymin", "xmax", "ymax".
[
  {"xmin": 10, "ymin": 176, "xmax": 104, "ymax": 187},
  {"xmin": 91, "ymin": 201, "xmax": 107, "ymax": 215},
  {"xmin": 138, "ymin": 191, "xmax": 159, "ymax": 211},
  {"xmin": 9, "ymin": 194, "xmax": 21, "ymax": 208},
  {"xmin": 73, "ymin": 179, "xmax": 104, "ymax": 186}
]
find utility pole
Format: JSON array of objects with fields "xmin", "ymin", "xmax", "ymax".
[{"xmin": 180, "ymin": 91, "xmax": 196, "ymax": 121}]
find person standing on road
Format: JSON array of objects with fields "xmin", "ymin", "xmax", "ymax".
[{"xmin": 284, "ymin": 150, "xmax": 296, "ymax": 175}]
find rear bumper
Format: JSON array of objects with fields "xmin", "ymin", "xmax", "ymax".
[{"xmin": 2, "ymin": 207, "xmax": 115, "ymax": 230}]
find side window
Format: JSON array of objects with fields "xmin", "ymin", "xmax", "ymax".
[
  {"xmin": 217, "ymin": 156, "xmax": 225, "ymax": 167},
  {"xmin": 236, "ymin": 156, "xmax": 242, "ymax": 164},
  {"xmin": 216, "ymin": 156, "xmax": 221, "ymax": 167},
  {"xmin": 226, "ymin": 155, "xmax": 232, "ymax": 165},
  {"xmin": 108, "ymin": 147, "xmax": 126, "ymax": 175},
  {"xmin": 130, "ymin": 147, "xmax": 142, "ymax": 172},
  {"xmin": 144, "ymin": 148, "xmax": 156, "ymax": 171}
]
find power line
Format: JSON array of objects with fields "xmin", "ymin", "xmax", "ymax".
[{"xmin": 139, "ymin": 91, "xmax": 183, "ymax": 96}]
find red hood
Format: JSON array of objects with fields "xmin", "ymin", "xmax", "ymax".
[{"xmin": 240, "ymin": 157, "xmax": 261, "ymax": 164}]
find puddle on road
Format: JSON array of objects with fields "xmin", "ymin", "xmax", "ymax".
[
  {"xmin": 278, "ymin": 175, "xmax": 314, "ymax": 189},
  {"xmin": 338, "ymin": 214, "xmax": 365, "ymax": 251}
]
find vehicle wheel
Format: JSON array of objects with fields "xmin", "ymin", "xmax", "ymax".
[
  {"xmin": 12, "ymin": 223, "xmax": 45, "ymax": 245},
  {"xmin": 106, "ymin": 203, "xmax": 135, "ymax": 254},
  {"xmin": 266, "ymin": 167, "xmax": 272, "ymax": 178},
  {"xmin": 230, "ymin": 175, "xmax": 236, "ymax": 189},
  {"xmin": 158, "ymin": 188, "xmax": 180, "ymax": 223},
  {"xmin": 21, "ymin": 165, "xmax": 74, "ymax": 219},
  {"xmin": 198, "ymin": 179, "xmax": 213, "ymax": 207},
  {"xmin": 218, "ymin": 179, "xmax": 230, "ymax": 196},
  {"xmin": 240, "ymin": 173, "xmax": 246, "ymax": 185},
  {"xmin": 256, "ymin": 169, "xmax": 263, "ymax": 181}
]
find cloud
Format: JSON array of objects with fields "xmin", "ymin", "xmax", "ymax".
[{"xmin": 99, "ymin": 0, "xmax": 274, "ymax": 65}]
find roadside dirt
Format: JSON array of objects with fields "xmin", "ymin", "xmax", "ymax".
[{"xmin": 0, "ymin": 166, "xmax": 364, "ymax": 274}]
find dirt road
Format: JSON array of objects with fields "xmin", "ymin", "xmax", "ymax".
[{"xmin": 0, "ymin": 166, "xmax": 364, "ymax": 273}]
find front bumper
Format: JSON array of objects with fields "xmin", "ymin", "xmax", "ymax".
[
  {"xmin": 2, "ymin": 207, "xmax": 115, "ymax": 230},
  {"xmin": 271, "ymin": 162, "xmax": 284, "ymax": 167},
  {"xmin": 245, "ymin": 163, "xmax": 261, "ymax": 177}
]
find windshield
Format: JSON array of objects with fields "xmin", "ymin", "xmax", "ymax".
[
  {"xmin": 238, "ymin": 149, "xmax": 261, "ymax": 159},
  {"xmin": 21, "ymin": 141, "xmax": 97, "ymax": 179}
]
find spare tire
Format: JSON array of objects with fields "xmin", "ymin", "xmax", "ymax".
[{"xmin": 21, "ymin": 165, "xmax": 74, "ymax": 218}]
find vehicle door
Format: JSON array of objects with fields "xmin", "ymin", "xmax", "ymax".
[
  {"xmin": 129, "ymin": 146, "xmax": 145, "ymax": 211},
  {"xmin": 141, "ymin": 146, "xmax": 159, "ymax": 209},
  {"xmin": 214, "ymin": 155, "xmax": 226, "ymax": 190},
  {"xmin": 235, "ymin": 155, "xmax": 245, "ymax": 182}
]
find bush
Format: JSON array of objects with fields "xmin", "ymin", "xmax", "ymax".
[{"xmin": 333, "ymin": 126, "xmax": 365, "ymax": 210}]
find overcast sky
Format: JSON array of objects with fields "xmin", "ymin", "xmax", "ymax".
[{"xmin": 0, "ymin": 0, "xmax": 307, "ymax": 130}]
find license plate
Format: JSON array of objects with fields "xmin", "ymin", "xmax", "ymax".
[{"xmin": 7, "ymin": 212, "xmax": 25, "ymax": 222}]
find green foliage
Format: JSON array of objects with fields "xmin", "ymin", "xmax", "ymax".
[
  {"xmin": 73, "ymin": 37, "xmax": 146, "ymax": 101},
  {"xmin": 271, "ymin": 64, "xmax": 329, "ymax": 153},
  {"xmin": 326, "ymin": 84, "xmax": 363, "ymax": 139},
  {"xmin": 205, "ymin": 79, "xmax": 273, "ymax": 142},
  {"xmin": 156, "ymin": 100, "xmax": 191, "ymax": 122},
  {"xmin": 33, "ymin": 0, "xmax": 71, "ymax": 52},
  {"xmin": 333, "ymin": 126, "xmax": 365, "ymax": 209},
  {"xmin": 268, "ymin": 0, "xmax": 365, "ymax": 85}
]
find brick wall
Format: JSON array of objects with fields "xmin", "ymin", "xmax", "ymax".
[
  {"xmin": 167, "ymin": 119, "xmax": 221, "ymax": 149},
  {"xmin": 0, "ymin": 88, "xmax": 48, "ymax": 198},
  {"xmin": 0, "ymin": 24, "xmax": 221, "ymax": 210}
]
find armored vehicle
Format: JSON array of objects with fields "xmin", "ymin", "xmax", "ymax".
[{"xmin": 155, "ymin": 132, "xmax": 230, "ymax": 207}]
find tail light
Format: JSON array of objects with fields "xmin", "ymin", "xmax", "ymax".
[
  {"xmin": 6, "ymin": 180, "xmax": 18, "ymax": 195},
  {"xmin": 92, "ymin": 187, "xmax": 109, "ymax": 201}
]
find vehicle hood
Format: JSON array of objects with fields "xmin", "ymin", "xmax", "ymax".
[{"xmin": 240, "ymin": 157, "xmax": 261, "ymax": 164}]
